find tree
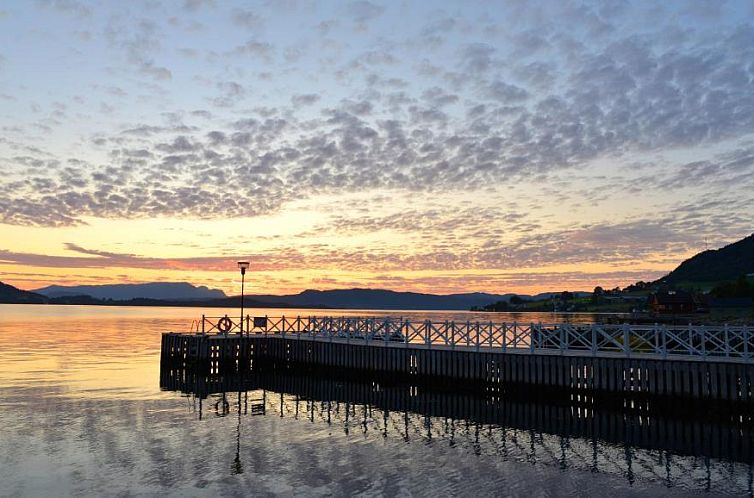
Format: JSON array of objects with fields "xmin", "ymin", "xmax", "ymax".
[
  {"xmin": 591, "ymin": 286, "xmax": 604, "ymax": 304},
  {"xmin": 510, "ymin": 295, "xmax": 525, "ymax": 305},
  {"xmin": 711, "ymin": 275, "xmax": 754, "ymax": 298}
]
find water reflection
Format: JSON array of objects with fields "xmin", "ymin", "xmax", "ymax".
[
  {"xmin": 161, "ymin": 364, "xmax": 754, "ymax": 495},
  {"xmin": 0, "ymin": 304, "xmax": 623, "ymax": 399},
  {"xmin": 1, "ymin": 304, "xmax": 751, "ymax": 496}
]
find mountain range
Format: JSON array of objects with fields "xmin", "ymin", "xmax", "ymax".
[
  {"xmin": 1, "ymin": 282, "xmax": 587, "ymax": 310},
  {"xmin": 32, "ymin": 282, "xmax": 226, "ymax": 301}
]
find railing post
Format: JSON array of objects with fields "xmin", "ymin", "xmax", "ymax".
[
  {"xmin": 724, "ymin": 324, "xmax": 730, "ymax": 358},
  {"xmin": 700, "ymin": 325, "xmax": 706, "ymax": 360},
  {"xmin": 560, "ymin": 324, "xmax": 565, "ymax": 351},
  {"xmin": 475, "ymin": 322, "xmax": 480, "ymax": 352},
  {"xmin": 661, "ymin": 324, "xmax": 667, "ymax": 359},
  {"xmin": 201, "ymin": 314, "xmax": 205, "ymax": 334},
  {"xmin": 530, "ymin": 323, "xmax": 535, "ymax": 353},
  {"xmin": 591, "ymin": 324, "xmax": 596, "ymax": 356},
  {"xmin": 744, "ymin": 326, "xmax": 750, "ymax": 361},
  {"xmin": 502, "ymin": 323, "xmax": 507, "ymax": 352},
  {"xmin": 653, "ymin": 323, "xmax": 662, "ymax": 354},
  {"xmin": 623, "ymin": 323, "xmax": 630, "ymax": 357},
  {"xmin": 425, "ymin": 320, "xmax": 431, "ymax": 348}
]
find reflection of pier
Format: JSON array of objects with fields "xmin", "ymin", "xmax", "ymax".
[
  {"xmin": 160, "ymin": 365, "xmax": 754, "ymax": 494},
  {"xmin": 162, "ymin": 316, "xmax": 754, "ymax": 401}
]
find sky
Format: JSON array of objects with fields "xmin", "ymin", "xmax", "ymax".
[{"xmin": 0, "ymin": 0, "xmax": 753, "ymax": 296}]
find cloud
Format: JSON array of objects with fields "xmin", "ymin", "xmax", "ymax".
[
  {"xmin": 421, "ymin": 87, "xmax": 458, "ymax": 107},
  {"xmin": 629, "ymin": 145, "xmax": 754, "ymax": 192},
  {"xmin": 418, "ymin": 17, "xmax": 457, "ymax": 48},
  {"xmin": 291, "ymin": 93, "xmax": 320, "ymax": 106},
  {"xmin": 345, "ymin": 1, "xmax": 385, "ymax": 24},
  {"xmin": 316, "ymin": 19, "xmax": 338, "ymax": 35},
  {"xmin": 232, "ymin": 39, "xmax": 274, "ymax": 61},
  {"xmin": 0, "ymin": 246, "xmax": 239, "ymax": 272},
  {"xmin": 231, "ymin": 9, "xmax": 263, "ymax": 29},
  {"xmin": 459, "ymin": 43, "xmax": 495, "ymax": 74},
  {"xmin": 485, "ymin": 81, "xmax": 528, "ymax": 102},
  {"xmin": 183, "ymin": 0, "xmax": 214, "ymax": 11},
  {"xmin": 212, "ymin": 81, "xmax": 247, "ymax": 107},
  {"xmin": 35, "ymin": 0, "xmax": 92, "ymax": 17},
  {"xmin": 105, "ymin": 17, "xmax": 172, "ymax": 81},
  {"xmin": 320, "ymin": 206, "xmax": 524, "ymax": 238},
  {"xmin": 139, "ymin": 62, "xmax": 172, "ymax": 81},
  {"xmin": 63, "ymin": 243, "xmax": 135, "ymax": 258}
]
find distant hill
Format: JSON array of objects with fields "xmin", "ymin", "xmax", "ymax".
[
  {"xmin": 32, "ymin": 282, "xmax": 226, "ymax": 301},
  {"xmin": 245, "ymin": 289, "xmax": 507, "ymax": 310},
  {"xmin": 242, "ymin": 289, "xmax": 588, "ymax": 310},
  {"xmin": 659, "ymin": 233, "xmax": 754, "ymax": 284},
  {"xmin": 0, "ymin": 281, "xmax": 47, "ymax": 304}
]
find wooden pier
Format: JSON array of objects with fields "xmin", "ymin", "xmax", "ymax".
[{"xmin": 161, "ymin": 315, "xmax": 754, "ymax": 402}]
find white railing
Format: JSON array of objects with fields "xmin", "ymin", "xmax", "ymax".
[{"xmin": 195, "ymin": 315, "xmax": 753, "ymax": 363}]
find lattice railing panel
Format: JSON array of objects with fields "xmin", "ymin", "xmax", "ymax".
[{"xmin": 197, "ymin": 315, "xmax": 752, "ymax": 362}]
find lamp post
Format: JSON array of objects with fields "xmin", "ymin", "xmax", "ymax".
[{"xmin": 238, "ymin": 261, "xmax": 250, "ymax": 335}]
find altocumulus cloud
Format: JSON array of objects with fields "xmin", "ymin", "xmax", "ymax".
[{"xmin": 0, "ymin": 0, "xmax": 752, "ymax": 260}]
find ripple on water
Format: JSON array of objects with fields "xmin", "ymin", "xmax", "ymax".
[{"xmin": 0, "ymin": 305, "xmax": 752, "ymax": 496}]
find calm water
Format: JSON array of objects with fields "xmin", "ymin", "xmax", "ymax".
[{"xmin": 0, "ymin": 304, "xmax": 751, "ymax": 497}]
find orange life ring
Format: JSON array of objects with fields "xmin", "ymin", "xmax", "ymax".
[{"xmin": 217, "ymin": 316, "xmax": 233, "ymax": 333}]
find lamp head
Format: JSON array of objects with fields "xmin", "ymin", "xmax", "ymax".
[{"xmin": 237, "ymin": 261, "xmax": 250, "ymax": 275}]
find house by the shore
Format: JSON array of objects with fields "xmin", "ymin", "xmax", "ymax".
[{"xmin": 647, "ymin": 290, "xmax": 702, "ymax": 314}]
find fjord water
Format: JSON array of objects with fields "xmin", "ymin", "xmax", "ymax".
[{"xmin": 0, "ymin": 305, "xmax": 751, "ymax": 496}]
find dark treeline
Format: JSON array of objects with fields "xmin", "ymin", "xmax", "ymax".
[{"xmin": 711, "ymin": 275, "xmax": 754, "ymax": 299}]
